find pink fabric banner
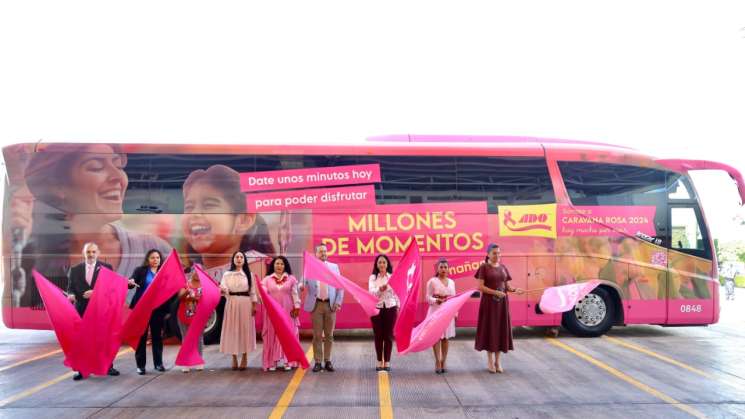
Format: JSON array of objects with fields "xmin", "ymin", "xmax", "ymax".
[
  {"xmin": 391, "ymin": 240, "xmax": 423, "ymax": 352},
  {"xmin": 32, "ymin": 270, "xmax": 82, "ymax": 369},
  {"xmin": 33, "ymin": 269, "xmax": 129, "ymax": 377},
  {"xmin": 539, "ymin": 280, "xmax": 602, "ymax": 314},
  {"xmin": 302, "ymin": 251, "xmax": 380, "ymax": 317},
  {"xmin": 78, "ymin": 267, "xmax": 129, "ymax": 376},
  {"xmin": 175, "ymin": 265, "xmax": 221, "ymax": 367},
  {"xmin": 255, "ymin": 278, "xmax": 310, "ymax": 369},
  {"xmin": 121, "ymin": 250, "xmax": 187, "ymax": 349},
  {"xmin": 400, "ymin": 288, "xmax": 476, "ymax": 355}
]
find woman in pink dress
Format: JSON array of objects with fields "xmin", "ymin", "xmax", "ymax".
[
  {"xmin": 426, "ymin": 258, "xmax": 456, "ymax": 374},
  {"xmin": 261, "ymin": 256, "xmax": 301, "ymax": 371},
  {"xmin": 219, "ymin": 251, "xmax": 258, "ymax": 371}
]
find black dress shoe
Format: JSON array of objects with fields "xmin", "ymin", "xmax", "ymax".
[
  {"xmin": 72, "ymin": 372, "xmax": 84, "ymax": 381},
  {"xmin": 383, "ymin": 366, "xmax": 391, "ymax": 372},
  {"xmin": 137, "ymin": 368, "xmax": 146, "ymax": 375},
  {"xmin": 107, "ymin": 367, "xmax": 120, "ymax": 376},
  {"xmin": 154, "ymin": 365, "xmax": 166, "ymax": 372},
  {"xmin": 375, "ymin": 366, "xmax": 383, "ymax": 372},
  {"xmin": 324, "ymin": 361, "xmax": 335, "ymax": 372},
  {"xmin": 312, "ymin": 363, "xmax": 323, "ymax": 372}
]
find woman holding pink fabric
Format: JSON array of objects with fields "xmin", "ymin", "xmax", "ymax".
[
  {"xmin": 261, "ymin": 256, "xmax": 301, "ymax": 371},
  {"xmin": 426, "ymin": 258, "xmax": 456, "ymax": 375}
]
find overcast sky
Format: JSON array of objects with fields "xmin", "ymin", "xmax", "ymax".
[{"xmin": 1, "ymin": 1, "xmax": 744, "ymax": 241}]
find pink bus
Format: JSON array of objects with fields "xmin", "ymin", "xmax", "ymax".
[{"xmin": 3, "ymin": 136, "xmax": 742, "ymax": 342}]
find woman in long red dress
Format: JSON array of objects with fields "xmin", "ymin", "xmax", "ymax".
[{"xmin": 475, "ymin": 243, "xmax": 524, "ymax": 373}]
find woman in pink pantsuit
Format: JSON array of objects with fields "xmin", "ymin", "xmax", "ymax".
[{"xmin": 261, "ymin": 256, "xmax": 301, "ymax": 371}]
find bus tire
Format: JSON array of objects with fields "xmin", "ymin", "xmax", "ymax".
[
  {"xmin": 203, "ymin": 298, "xmax": 226, "ymax": 345},
  {"xmin": 562, "ymin": 287, "xmax": 616, "ymax": 337}
]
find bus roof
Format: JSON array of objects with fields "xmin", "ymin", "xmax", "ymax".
[
  {"xmin": 6, "ymin": 135, "xmax": 639, "ymax": 157},
  {"xmin": 3, "ymin": 137, "xmax": 743, "ymax": 203},
  {"xmin": 0, "ymin": 136, "xmax": 665, "ymax": 179},
  {"xmin": 367, "ymin": 134, "xmax": 637, "ymax": 150}
]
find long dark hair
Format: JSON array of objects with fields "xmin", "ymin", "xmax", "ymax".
[
  {"xmin": 267, "ymin": 256, "xmax": 292, "ymax": 276},
  {"xmin": 371, "ymin": 254, "xmax": 393, "ymax": 276},
  {"xmin": 141, "ymin": 249, "xmax": 164, "ymax": 270},
  {"xmin": 228, "ymin": 251, "xmax": 252, "ymax": 292}
]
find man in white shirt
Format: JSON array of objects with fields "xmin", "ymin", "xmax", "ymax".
[{"xmin": 303, "ymin": 244, "xmax": 344, "ymax": 372}]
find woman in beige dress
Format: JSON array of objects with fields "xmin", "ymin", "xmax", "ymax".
[{"xmin": 219, "ymin": 251, "xmax": 258, "ymax": 370}]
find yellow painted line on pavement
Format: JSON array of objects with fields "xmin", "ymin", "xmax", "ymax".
[
  {"xmin": 602, "ymin": 336, "xmax": 715, "ymax": 380},
  {"xmin": 0, "ymin": 349, "xmax": 63, "ymax": 373},
  {"xmin": 0, "ymin": 348, "xmax": 133, "ymax": 407},
  {"xmin": 546, "ymin": 338, "xmax": 706, "ymax": 419},
  {"xmin": 378, "ymin": 370, "xmax": 393, "ymax": 419},
  {"xmin": 268, "ymin": 346, "xmax": 314, "ymax": 419}
]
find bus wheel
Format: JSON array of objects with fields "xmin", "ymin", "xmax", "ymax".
[
  {"xmin": 203, "ymin": 309, "xmax": 223, "ymax": 345},
  {"xmin": 562, "ymin": 287, "xmax": 616, "ymax": 337}
]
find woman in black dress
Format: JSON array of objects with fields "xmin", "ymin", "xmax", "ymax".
[{"xmin": 475, "ymin": 243, "xmax": 524, "ymax": 373}]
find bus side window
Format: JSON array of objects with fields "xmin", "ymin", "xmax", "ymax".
[
  {"xmin": 671, "ymin": 207, "xmax": 704, "ymax": 252},
  {"xmin": 558, "ymin": 161, "xmax": 669, "ymax": 242}
]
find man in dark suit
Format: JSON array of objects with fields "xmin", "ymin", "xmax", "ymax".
[{"xmin": 66, "ymin": 242, "xmax": 135, "ymax": 380}]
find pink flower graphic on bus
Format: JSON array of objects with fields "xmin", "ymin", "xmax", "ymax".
[{"xmin": 651, "ymin": 251, "xmax": 667, "ymax": 267}]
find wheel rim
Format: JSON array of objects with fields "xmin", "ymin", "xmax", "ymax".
[{"xmin": 575, "ymin": 293, "xmax": 607, "ymax": 327}]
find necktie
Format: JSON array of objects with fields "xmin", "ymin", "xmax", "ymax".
[
  {"xmin": 85, "ymin": 265, "xmax": 94, "ymax": 286},
  {"xmin": 318, "ymin": 281, "xmax": 328, "ymax": 301}
]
